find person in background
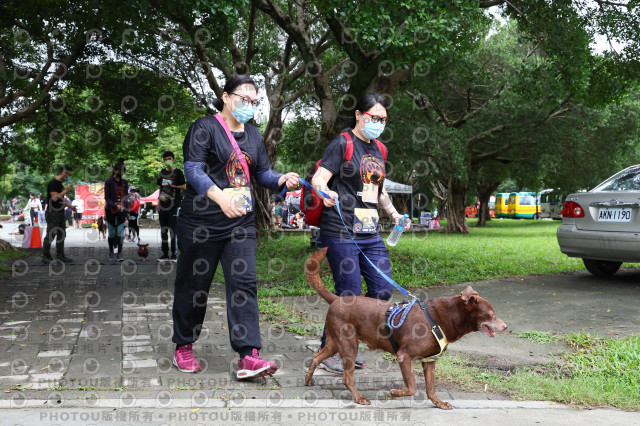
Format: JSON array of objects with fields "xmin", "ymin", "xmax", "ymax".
[
  {"xmin": 9, "ymin": 198, "xmax": 19, "ymax": 223},
  {"xmin": 156, "ymin": 151, "xmax": 186, "ymax": 262},
  {"xmin": 126, "ymin": 187, "xmax": 141, "ymax": 243},
  {"xmin": 42, "ymin": 165, "xmax": 76, "ymax": 263},
  {"xmin": 37, "ymin": 193, "xmax": 47, "ymax": 226},
  {"xmin": 104, "ymin": 158, "xmax": 129, "ymax": 261},
  {"xmin": 282, "ymin": 202, "xmax": 289, "ymax": 226},
  {"xmin": 273, "ymin": 201, "xmax": 283, "ymax": 227},
  {"xmin": 64, "ymin": 196, "xmax": 73, "ymax": 227},
  {"xmin": 26, "ymin": 192, "xmax": 41, "ymax": 226},
  {"xmin": 71, "ymin": 195, "xmax": 84, "ymax": 229}
]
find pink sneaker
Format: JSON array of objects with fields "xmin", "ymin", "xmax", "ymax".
[
  {"xmin": 237, "ymin": 349, "xmax": 277, "ymax": 381},
  {"xmin": 173, "ymin": 344, "xmax": 201, "ymax": 373}
]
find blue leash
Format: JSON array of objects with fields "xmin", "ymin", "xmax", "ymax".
[
  {"xmin": 297, "ymin": 177, "xmax": 417, "ymax": 300},
  {"xmin": 387, "ymin": 299, "xmax": 418, "ymax": 330}
]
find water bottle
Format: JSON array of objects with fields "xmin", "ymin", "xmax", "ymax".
[{"xmin": 387, "ymin": 214, "xmax": 409, "ymax": 247}]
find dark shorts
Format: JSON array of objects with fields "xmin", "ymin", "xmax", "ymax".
[{"xmin": 73, "ymin": 212, "xmax": 82, "ymax": 220}]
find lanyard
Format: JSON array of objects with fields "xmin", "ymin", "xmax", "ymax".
[{"xmin": 214, "ymin": 114, "xmax": 251, "ymax": 185}]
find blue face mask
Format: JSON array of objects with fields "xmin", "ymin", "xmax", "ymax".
[
  {"xmin": 65, "ymin": 176, "xmax": 71, "ymax": 183},
  {"xmin": 231, "ymin": 102, "xmax": 255, "ymax": 124},
  {"xmin": 361, "ymin": 120, "xmax": 385, "ymax": 140}
]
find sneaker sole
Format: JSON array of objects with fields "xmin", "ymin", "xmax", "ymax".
[
  {"xmin": 173, "ymin": 356, "xmax": 201, "ymax": 373},
  {"xmin": 236, "ymin": 365, "xmax": 277, "ymax": 380},
  {"xmin": 355, "ymin": 362, "xmax": 366, "ymax": 369},
  {"xmin": 317, "ymin": 363, "xmax": 343, "ymax": 374}
]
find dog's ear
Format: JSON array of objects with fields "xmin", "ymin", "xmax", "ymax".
[{"xmin": 461, "ymin": 286, "xmax": 478, "ymax": 307}]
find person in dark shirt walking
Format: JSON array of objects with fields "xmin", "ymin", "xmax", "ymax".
[
  {"xmin": 156, "ymin": 151, "xmax": 186, "ymax": 262},
  {"xmin": 104, "ymin": 158, "xmax": 129, "ymax": 261},
  {"xmin": 42, "ymin": 165, "xmax": 76, "ymax": 263},
  {"xmin": 311, "ymin": 93, "xmax": 410, "ymax": 373},
  {"xmin": 171, "ymin": 74, "xmax": 299, "ymax": 378}
]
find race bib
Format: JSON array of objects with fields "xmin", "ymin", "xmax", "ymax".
[
  {"xmin": 353, "ymin": 208, "xmax": 379, "ymax": 233},
  {"xmin": 223, "ymin": 186, "xmax": 253, "ymax": 213},
  {"xmin": 361, "ymin": 182, "xmax": 379, "ymax": 204}
]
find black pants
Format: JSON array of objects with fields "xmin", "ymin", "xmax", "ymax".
[
  {"xmin": 29, "ymin": 208, "xmax": 38, "ymax": 225},
  {"xmin": 172, "ymin": 233, "xmax": 261, "ymax": 355},
  {"xmin": 159, "ymin": 209, "xmax": 177, "ymax": 256},
  {"xmin": 42, "ymin": 210, "xmax": 66, "ymax": 258},
  {"xmin": 105, "ymin": 211, "xmax": 126, "ymax": 254}
]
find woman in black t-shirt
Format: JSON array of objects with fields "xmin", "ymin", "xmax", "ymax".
[
  {"xmin": 311, "ymin": 93, "xmax": 411, "ymax": 372},
  {"xmin": 172, "ymin": 75, "xmax": 298, "ymax": 379}
]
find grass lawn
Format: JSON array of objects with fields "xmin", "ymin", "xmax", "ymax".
[
  {"xmin": 436, "ymin": 332, "xmax": 640, "ymax": 410},
  {"xmin": 0, "ymin": 246, "xmax": 28, "ymax": 278},
  {"xmin": 246, "ymin": 218, "xmax": 629, "ymax": 297}
]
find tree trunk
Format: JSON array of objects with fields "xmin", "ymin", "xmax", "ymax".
[
  {"xmin": 446, "ymin": 179, "xmax": 469, "ymax": 233},
  {"xmin": 436, "ymin": 198, "xmax": 447, "ymax": 219},
  {"xmin": 253, "ymin": 185, "xmax": 272, "ymax": 232},
  {"xmin": 476, "ymin": 181, "xmax": 500, "ymax": 227},
  {"xmin": 0, "ymin": 239, "xmax": 21, "ymax": 252},
  {"xmin": 254, "ymin": 108, "xmax": 284, "ymax": 232}
]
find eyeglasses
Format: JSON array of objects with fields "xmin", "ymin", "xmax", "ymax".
[
  {"xmin": 230, "ymin": 92, "xmax": 260, "ymax": 107},
  {"xmin": 362, "ymin": 111, "xmax": 390, "ymax": 124}
]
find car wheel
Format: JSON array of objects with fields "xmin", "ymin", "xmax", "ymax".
[{"xmin": 582, "ymin": 259, "xmax": 622, "ymax": 277}]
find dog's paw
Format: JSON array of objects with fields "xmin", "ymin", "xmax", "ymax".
[
  {"xmin": 304, "ymin": 376, "xmax": 314, "ymax": 386},
  {"xmin": 389, "ymin": 388, "xmax": 402, "ymax": 398},
  {"xmin": 435, "ymin": 401, "xmax": 452, "ymax": 410},
  {"xmin": 355, "ymin": 397, "xmax": 370, "ymax": 405}
]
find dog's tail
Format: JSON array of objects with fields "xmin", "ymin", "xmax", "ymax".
[{"xmin": 305, "ymin": 247, "xmax": 337, "ymax": 305}]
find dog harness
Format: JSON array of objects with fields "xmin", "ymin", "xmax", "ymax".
[{"xmin": 384, "ymin": 300, "xmax": 449, "ymax": 363}]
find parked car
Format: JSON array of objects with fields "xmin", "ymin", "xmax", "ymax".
[{"xmin": 557, "ymin": 164, "xmax": 640, "ymax": 276}]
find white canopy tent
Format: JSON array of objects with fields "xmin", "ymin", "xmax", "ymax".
[{"xmin": 383, "ymin": 179, "xmax": 414, "ymax": 221}]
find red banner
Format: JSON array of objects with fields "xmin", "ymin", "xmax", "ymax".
[{"xmin": 75, "ymin": 183, "xmax": 105, "ymax": 224}]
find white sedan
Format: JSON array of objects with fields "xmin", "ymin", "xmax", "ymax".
[{"xmin": 557, "ymin": 164, "xmax": 640, "ymax": 276}]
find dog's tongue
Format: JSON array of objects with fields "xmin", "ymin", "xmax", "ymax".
[{"xmin": 482, "ymin": 324, "xmax": 495, "ymax": 337}]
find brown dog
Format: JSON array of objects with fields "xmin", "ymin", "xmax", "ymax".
[
  {"xmin": 304, "ymin": 247, "xmax": 507, "ymax": 409},
  {"xmin": 97, "ymin": 216, "xmax": 107, "ymax": 240}
]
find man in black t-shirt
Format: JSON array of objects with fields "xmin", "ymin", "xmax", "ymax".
[
  {"xmin": 42, "ymin": 165, "xmax": 76, "ymax": 263},
  {"xmin": 156, "ymin": 151, "xmax": 186, "ymax": 262}
]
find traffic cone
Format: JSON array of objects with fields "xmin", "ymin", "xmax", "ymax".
[{"xmin": 30, "ymin": 217, "xmax": 42, "ymax": 248}]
